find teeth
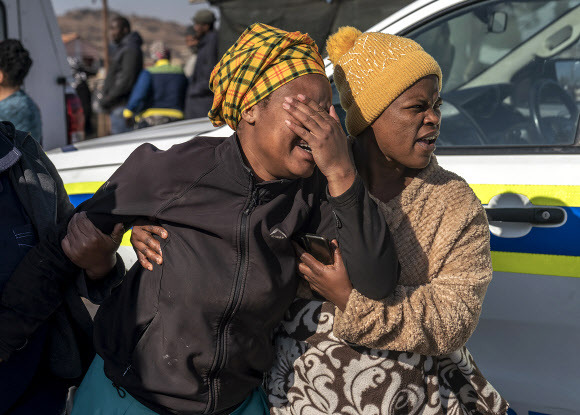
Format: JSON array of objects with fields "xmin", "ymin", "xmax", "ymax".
[
  {"xmin": 298, "ymin": 143, "xmax": 312, "ymax": 153},
  {"xmin": 419, "ymin": 136, "xmax": 437, "ymax": 143}
]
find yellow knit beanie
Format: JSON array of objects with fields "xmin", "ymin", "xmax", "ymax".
[{"xmin": 327, "ymin": 27, "xmax": 442, "ymax": 136}]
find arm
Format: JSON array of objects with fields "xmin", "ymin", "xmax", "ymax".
[
  {"xmin": 124, "ymin": 69, "xmax": 152, "ymax": 117},
  {"xmin": 333, "ymin": 203, "xmax": 492, "ymax": 355},
  {"xmin": 284, "ymin": 95, "xmax": 399, "ymax": 300},
  {"xmin": 324, "ymin": 175, "xmax": 399, "ymax": 300}
]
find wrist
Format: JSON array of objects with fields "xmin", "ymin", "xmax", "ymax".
[
  {"xmin": 326, "ymin": 166, "xmax": 356, "ymax": 197},
  {"xmin": 85, "ymin": 255, "xmax": 117, "ymax": 280},
  {"xmin": 334, "ymin": 286, "xmax": 353, "ymax": 312}
]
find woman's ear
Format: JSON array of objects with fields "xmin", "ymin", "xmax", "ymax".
[{"xmin": 240, "ymin": 105, "xmax": 258, "ymax": 125}]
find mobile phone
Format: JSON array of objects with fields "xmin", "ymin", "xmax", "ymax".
[{"xmin": 295, "ymin": 233, "xmax": 334, "ymax": 265}]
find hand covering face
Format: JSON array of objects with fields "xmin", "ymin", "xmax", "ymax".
[{"xmin": 209, "ymin": 23, "xmax": 326, "ymax": 130}]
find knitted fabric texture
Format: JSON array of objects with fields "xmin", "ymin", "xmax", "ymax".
[
  {"xmin": 327, "ymin": 27, "xmax": 442, "ymax": 135},
  {"xmin": 333, "ymin": 157, "xmax": 492, "ymax": 355},
  {"xmin": 209, "ymin": 23, "xmax": 326, "ymax": 130}
]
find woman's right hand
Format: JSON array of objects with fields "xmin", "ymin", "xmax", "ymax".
[
  {"xmin": 130, "ymin": 224, "xmax": 168, "ymax": 271},
  {"xmin": 283, "ymin": 94, "xmax": 356, "ymax": 197}
]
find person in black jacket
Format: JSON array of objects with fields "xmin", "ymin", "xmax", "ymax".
[
  {"xmin": 0, "ymin": 121, "xmax": 124, "ymax": 414},
  {"xmin": 2, "ymin": 24, "xmax": 398, "ymax": 415},
  {"xmin": 101, "ymin": 16, "xmax": 143, "ymax": 134},
  {"xmin": 183, "ymin": 9, "xmax": 218, "ymax": 120}
]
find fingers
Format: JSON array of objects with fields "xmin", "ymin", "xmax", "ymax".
[
  {"xmin": 131, "ymin": 225, "xmax": 164, "ymax": 266},
  {"xmin": 131, "ymin": 225, "xmax": 163, "ymax": 256},
  {"xmin": 110, "ymin": 223, "xmax": 125, "ymax": 245},
  {"xmin": 284, "ymin": 117, "xmax": 312, "ymax": 142},
  {"xmin": 132, "ymin": 238, "xmax": 161, "ymax": 266},
  {"xmin": 292, "ymin": 241, "xmax": 324, "ymax": 272},
  {"xmin": 282, "ymin": 97, "xmax": 330, "ymax": 140},
  {"xmin": 136, "ymin": 249, "xmax": 154, "ymax": 272},
  {"xmin": 331, "ymin": 239, "xmax": 343, "ymax": 266},
  {"xmin": 143, "ymin": 224, "xmax": 168, "ymax": 239},
  {"xmin": 296, "ymin": 94, "xmax": 334, "ymax": 123},
  {"xmin": 329, "ymin": 105, "xmax": 340, "ymax": 124}
]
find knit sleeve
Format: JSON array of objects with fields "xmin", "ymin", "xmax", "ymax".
[{"xmin": 333, "ymin": 201, "xmax": 492, "ymax": 355}]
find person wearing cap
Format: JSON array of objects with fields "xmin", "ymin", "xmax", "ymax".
[
  {"xmin": 123, "ymin": 41, "xmax": 188, "ymax": 129},
  {"xmin": 264, "ymin": 27, "xmax": 508, "ymax": 414},
  {"xmin": 183, "ymin": 25, "xmax": 199, "ymax": 79},
  {"xmin": 5, "ymin": 23, "xmax": 397, "ymax": 414},
  {"xmin": 184, "ymin": 9, "xmax": 219, "ymax": 119}
]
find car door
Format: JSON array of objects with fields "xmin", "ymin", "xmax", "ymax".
[{"xmin": 391, "ymin": 1, "xmax": 580, "ymax": 414}]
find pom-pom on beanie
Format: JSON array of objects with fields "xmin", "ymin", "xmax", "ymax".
[{"xmin": 327, "ymin": 27, "xmax": 442, "ymax": 136}]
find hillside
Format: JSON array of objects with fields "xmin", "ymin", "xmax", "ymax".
[{"xmin": 57, "ymin": 8, "xmax": 191, "ymax": 65}]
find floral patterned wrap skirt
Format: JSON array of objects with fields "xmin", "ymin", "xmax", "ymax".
[{"xmin": 265, "ymin": 299, "xmax": 509, "ymax": 415}]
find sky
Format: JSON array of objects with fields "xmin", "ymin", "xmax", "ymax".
[{"xmin": 51, "ymin": 0, "xmax": 216, "ymax": 26}]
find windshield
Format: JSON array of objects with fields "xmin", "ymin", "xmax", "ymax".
[{"xmin": 410, "ymin": 0, "xmax": 580, "ymax": 92}]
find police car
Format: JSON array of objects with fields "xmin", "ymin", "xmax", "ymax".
[{"xmin": 48, "ymin": 1, "xmax": 580, "ymax": 414}]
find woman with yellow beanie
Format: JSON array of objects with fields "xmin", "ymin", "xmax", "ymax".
[{"xmin": 265, "ymin": 27, "xmax": 509, "ymax": 414}]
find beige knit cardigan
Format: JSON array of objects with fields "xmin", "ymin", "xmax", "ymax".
[{"xmin": 333, "ymin": 156, "xmax": 492, "ymax": 356}]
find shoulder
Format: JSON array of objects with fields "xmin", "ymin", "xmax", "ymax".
[
  {"xmin": 422, "ymin": 160, "xmax": 482, "ymax": 212},
  {"xmin": 125, "ymin": 135, "xmax": 224, "ymax": 181},
  {"xmin": 14, "ymin": 128, "xmax": 42, "ymax": 158}
]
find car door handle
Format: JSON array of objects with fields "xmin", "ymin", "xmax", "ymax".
[{"xmin": 485, "ymin": 207, "xmax": 565, "ymax": 225}]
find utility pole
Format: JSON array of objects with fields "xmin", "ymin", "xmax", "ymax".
[{"xmin": 102, "ymin": 0, "xmax": 110, "ymax": 70}]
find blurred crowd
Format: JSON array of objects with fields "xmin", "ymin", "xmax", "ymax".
[{"xmin": 68, "ymin": 9, "xmax": 219, "ymax": 138}]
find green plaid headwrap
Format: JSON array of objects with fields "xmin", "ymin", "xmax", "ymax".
[{"xmin": 208, "ymin": 23, "xmax": 326, "ymax": 130}]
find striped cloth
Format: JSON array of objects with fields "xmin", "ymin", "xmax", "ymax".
[{"xmin": 209, "ymin": 23, "xmax": 326, "ymax": 130}]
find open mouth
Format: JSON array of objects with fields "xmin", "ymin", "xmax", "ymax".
[
  {"xmin": 297, "ymin": 142, "xmax": 312, "ymax": 154},
  {"xmin": 416, "ymin": 135, "xmax": 438, "ymax": 145}
]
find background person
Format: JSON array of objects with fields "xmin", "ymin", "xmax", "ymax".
[
  {"xmin": 184, "ymin": 9, "xmax": 218, "ymax": 119},
  {"xmin": 0, "ymin": 121, "xmax": 124, "ymax": 414},
  {"xmin": 123, "ymin": 41, "xmax": 188, "ymax": 129},
  {"xmin": 183, "ymin": 25, "xmax": 199, "ymax": 79},
  {"xmin": 100, "ymin": 16, "xmax": 143, "ymax": 134},
  {"xmin": 264, "ymin": 27, "xmax": 508, "ymax": 414},
  {"xmin": 0, "ymin": 40, "xmax": 42, "ymax": 143}
]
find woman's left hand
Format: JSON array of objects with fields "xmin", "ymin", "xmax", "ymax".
[{"xmin": 293, "ymin": 239, "xmax": 353, "ymax": 311}]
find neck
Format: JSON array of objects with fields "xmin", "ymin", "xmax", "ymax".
[
  {"xmin": 236, "ymin": 126, "xmax": 268, "ymax": 183},
  {"xmin": 353, "ymin": 130, "xmax": 417, "ymax": 203},
  {"xmin": 0, "ymin": 85, "xmax": 19, "ymax": 102}
]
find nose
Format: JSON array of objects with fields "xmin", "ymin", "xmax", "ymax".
[{"xmin": 424, "ymin": 106, "xmax": 441, "ymax": 126}]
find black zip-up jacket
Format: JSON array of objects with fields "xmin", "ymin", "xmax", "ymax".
[{"xmin": 6, "ymin": 133, "xmax": 398, "ymax": 414}]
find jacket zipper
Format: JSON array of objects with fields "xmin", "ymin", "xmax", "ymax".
[{"xmin": 207, "ymin": 178, "xmax": 258, "ymax": 413}]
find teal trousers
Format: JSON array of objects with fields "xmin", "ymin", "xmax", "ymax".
[{"xmin": 71, "ymin": 356, "xmax": 269, "ymax": 415}]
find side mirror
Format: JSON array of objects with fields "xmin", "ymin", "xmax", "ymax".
[{"xmin": 488, "ymin": 11, "xmax": 507, "ymax": 33}]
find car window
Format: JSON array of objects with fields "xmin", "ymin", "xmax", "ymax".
[{"xmin": 407, "ymin": 0, "xmax": 580, "ymax": 148}]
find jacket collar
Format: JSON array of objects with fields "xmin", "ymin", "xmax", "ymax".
[{"xmin": 216, "ymin": 133, "xmax": 297, "ymax": 196}]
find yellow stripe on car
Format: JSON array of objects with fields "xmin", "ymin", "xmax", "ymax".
[
  {"xmin": 491, "ymin": 251, "xmax": 580, "ymax": 278},
  {"xmin": 470, "ymin": 184, "xmax": 580, "ymax": 207}
]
